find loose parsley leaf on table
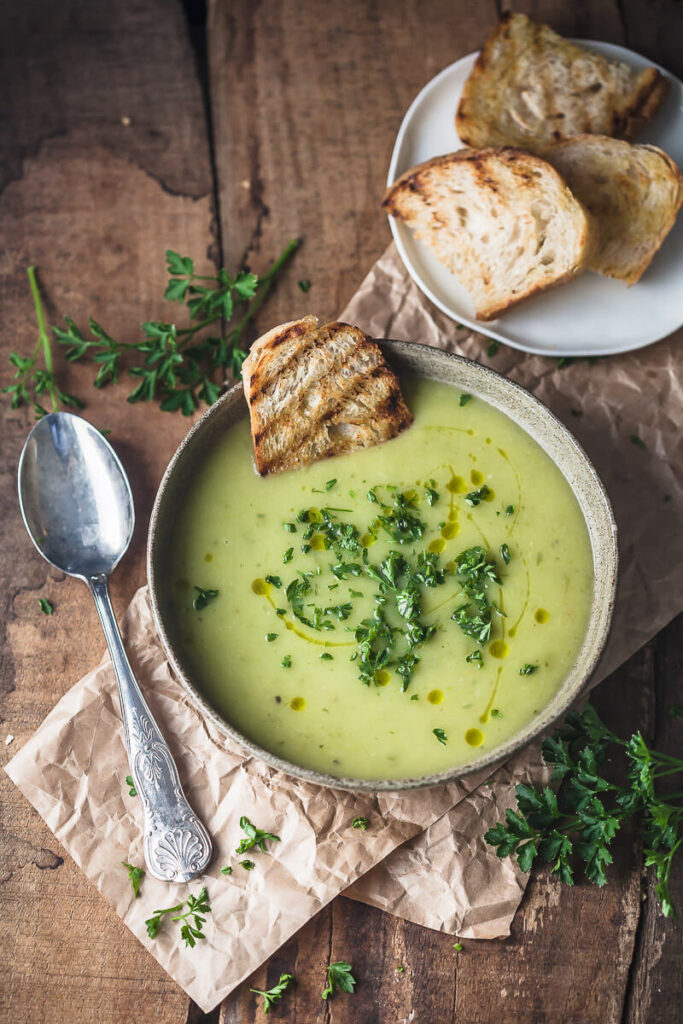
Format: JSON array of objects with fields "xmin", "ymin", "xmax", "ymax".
[
  {"xmin": 235, "ymin": 816, "xmax": 280, "ymax": 855},
  {"xmin": 485, "ymin": 705, "xmax": 683, "ymax": 915},
  {"xmin": 322, "ymin": 961, "xmax": 357, "ymax": 1000},
  {"xmin": 241, "ymin": 859, "xmax": 256, "ymax": 871},
  {"xmin": 125, "ymin": 775, "xmax": 137, "ymax": 796},
  {"xmin": 122, "ymin": 861, "xmax": 144, "ymax": 898},
  {"xmin": 38, "ymin": 597, "xmax": 54, "ymax": 615},
  {"xmin": 352, "ymin": 816, "xmax": 369, "ymax": 830},
  {"xmin": 221, "ymin": 865, "xmax": 233, "ymax": 875},
  {"xmin": 250, "ymin": 972, "xmax": 294, "ymax": 1014}
]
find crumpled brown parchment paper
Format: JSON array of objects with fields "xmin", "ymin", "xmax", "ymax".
[{"xmin": 6, "ymin": 243, "xmax": 683, "ymax": 1009}]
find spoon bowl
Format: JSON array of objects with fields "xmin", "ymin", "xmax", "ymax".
[{"xmin": 18, "ymin": 414, "xmax": 133, "ymax": 579}]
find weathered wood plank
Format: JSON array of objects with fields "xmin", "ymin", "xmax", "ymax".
[
  {"xmin": 624, "ymin": 614, "xmax": 683, "ymax": 1024},
  {"xmin": 0, "ymin": 1, "xmax": 215, "ymax": 1021}
]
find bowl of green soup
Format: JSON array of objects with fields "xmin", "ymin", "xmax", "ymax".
[{"xmin": 148, "ymin": 341, "xmax": 617, "ymax": 791}]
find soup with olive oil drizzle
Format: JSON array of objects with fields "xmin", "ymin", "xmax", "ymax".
[{"xmin": 167, "ymin": 378, "xmax": 593, "ymax": 781}]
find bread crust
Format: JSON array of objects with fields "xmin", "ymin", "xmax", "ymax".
[
  {"xmin": 456, "ymin": 12, "xmax": 669, "ymax": 152},
  {"xmin": 242, "ymin": 317, "xmax": 413, "ymax": 475},
  {"xmin": 546, "ymin": 135, "xmax": 683, "ymax": 284},
  {"xmin": 384, "ymin": 148, "xmax": 595, "ymax": 320}
]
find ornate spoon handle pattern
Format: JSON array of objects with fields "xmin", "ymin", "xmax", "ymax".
[{"xmin": 89, "ymin": 573, "xmax": 212, "ymax": 882}]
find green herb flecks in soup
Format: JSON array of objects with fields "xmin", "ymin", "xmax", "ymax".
[{"xmin": 167, "ymin": 378, "xmax": 593, "ymax": 780}]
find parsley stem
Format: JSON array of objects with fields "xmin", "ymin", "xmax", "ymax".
[
  {"xmin": 28, "ymin": 265, "xmax": 58, "ymax": 411},
  {"xmin": 232, "ymin": 238, "xmax": 301, "ymax": 345}
]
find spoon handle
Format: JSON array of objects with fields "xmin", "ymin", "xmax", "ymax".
[{"xmin": 88, "ymin": 573, "xmax": 212, "ymax": 882}]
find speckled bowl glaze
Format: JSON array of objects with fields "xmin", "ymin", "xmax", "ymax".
[{"xmin": 147, "ymin": 341, "xmax": 618, "ymax": 792}]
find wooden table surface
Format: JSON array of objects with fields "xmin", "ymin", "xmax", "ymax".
[{"xmin": 1, "ymin": 1, "xmax": 682, "ymax": 1022}]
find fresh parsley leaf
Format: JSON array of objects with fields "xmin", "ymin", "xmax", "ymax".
[
  {"xmin": 352, "ymin": 816, "xmax": 369, "ymax": 830},
  {"xmin": 433, "ymin": 728, "xmax": 448, "ymax": 745},
  {"xmin": 146, "ymin": 888, "xmax": 211, "ymax": 947},
  {"xmin": 466, "ymin": 650, "xmax": 483, "ymax": 669},
  {"xmin": 454, "ymin": 942, "xmax": 463, "ymax": 952},
  {"xmin": 221, "ymin": 865, "xmax": 233, "ymax": 875},
  {"xmin": 322, "ymin": 961, "xmax": 357, "ymax": 1000},
  {"xmin": 266, "ymin": 633, "xmax": 279, "ymax": 642},
  {"xmin": 235, "ymin": 816, "xmax": 281, "ymax": 855},
  {"xmin": 281, "ymin": 655, "xmax": 292, "ymax": 668},
  {"xmin": 39, "ymin": 597, "xmax": 54, "ymax": 615},
  {"xmin": 519, "ymin": 664, "xmax": 538, "ymax": 675},
  {"xmin": 465, "ymin": 485, "xmax": 490, "ymax": 507},
  {"xmin": 122, "ymin": 861, "xmax": 144, "ymax": 897},
  {"xmin": 193, "ymin": 585, "xmax": 219, "ymax": 610},
  {"xmin": 265, "ymin": 575, "xmax": 282, "ymax": 588},
  {"xmin": 500, "ymin": 543, "xmax": 511, "ymax": 564},
  {"xmin": 241, "ymin": 859, "xmax": 255, "ymax": 870},
  {"xmin": 125, "ymin": 775, "xmax": 137, "ymax": 796},
  {"xmin": 283, "ymin": 547, "xmax": 294, "ymax": 563},
  {"xmin": 284, "ymin": 522, "xmax": 297, "ymax": 533},
  {"xmin": 250, "ymin": 972, "xmax": 294, "ymax": 1013}
]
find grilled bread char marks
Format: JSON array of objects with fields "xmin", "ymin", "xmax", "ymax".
[
  {"xmin": 242, "ymin": 316, "xmax": 413, "ymax": 475},
  {"xmin": 456, "ymin": 12, "xmax": 669, "ymax": 152},
  {"xmin": 546, "ymin": 135, "xmax": 683, "ymax": 285},
  {"xmin": 383, "ymin": 148, "xmax": 594, "ymax": 321}
]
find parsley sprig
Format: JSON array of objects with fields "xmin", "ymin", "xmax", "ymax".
[
  {"xmin": 6, "ymin": 242, "xmax": 299, "ymax": 419},
  {"xmin": 250, "ymin": 973, "xmax": 293, "ymax": 1013},
  {"xmin": 322, "ymin": 961, "xmax": 357, "ymax": 1000},
  {"xmin": 145, "ymin": 886, "xmax": 211, "ymax": 946},
  {"xmin": 235, "ymin": 816, "xmax": 280, "ymax": 856},
  {"xmin": 485, "ymin": 705, "xmax": 683, "ymax": 916}
]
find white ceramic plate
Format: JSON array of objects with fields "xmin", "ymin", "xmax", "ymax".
[{"xmin": 387, "ymin": 42, "xmax": 683, "ymax": 357}]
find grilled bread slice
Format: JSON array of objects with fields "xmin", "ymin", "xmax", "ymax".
[
  {"xmin": 456, "ymin": 12, "xmax": 669, "ymax": 153},
  {"xmin": 546, "ymin": 135, "xmax": 683, "ymax": 285},
  {"xmin": 241, "ymin": 315, "xmax": 413, "ymax": 475},
  {"xmin": 383, "ymin": 148, "xmax": 594, "ymax": 321}
]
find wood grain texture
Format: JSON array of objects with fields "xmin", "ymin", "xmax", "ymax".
[
  {"xmin": 1, "ymin": 0, "xmax": 682, "ymax": 1022},
  {"xmin": 0, "ymin": 0, "xmax": 214, "ymax": 1021}
]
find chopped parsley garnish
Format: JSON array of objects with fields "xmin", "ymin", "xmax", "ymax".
[
  {"xmin": 320, "ymin": 652, "xmax": 333, "ymax": 660},
  {"xmin": 283, "ymin": 547, "xmax": 294, "ymax": 563},
  {"xmin": 450, "ymin": 546, "xmax": 501, "ymax": 646},
  {"xmin": 376, "ymin": 491, "xmax": 426, "ymax": 544},
  {"xmin": 465, "ymin": 485, "xmax": 490, "ymax": 507},
  {"xmin": 466, "ymin": 650, "xmax": 483, "ymax": 669},
  {"xmin": 284, "ymin": 522, "xmax": 296, "ymax": 533},
  {"xmin": 491, "ymin": 708, "xmax": 503, "ymax": 719},
  {"xmin": 352, "ymin": 816, "xmax": 369, "ymax": 830},
  {"xmin": 145, "ymin": 887, "xmax": 210, "ymax": 946},
  {"xmin": 266, "ymin": 633, "xmax": 278, "ymax": 642},
  {"xmin": 193, "ymin": 585, "xmax": 219, "ymax": 610},
  {"xmin": 251, "ymin": 973, "xmax": 294, "ymax": 1013},
  {"xmin": 39, "ymin": 597, "xmax": 54, "ymax": 615},
  {"xmin": 122, "ymin": 861, "xmax": 144, "ymax": 897},
  {"xmin": 367, "ymin": 488, "xmax": 378, "ymax": 503},
  {"xmin": 433, "ymin": 728, "xmax": 448, "ymax": 745},
  {"xmin": 424, "ymin": 486, "xmax": 439, "ymax": 506},
  {"xmin": 326, "ymin": 478, "xmax": 337, "ymax": 490},
  {"xmin": 519, "ymin": 664, "xmax": 538, "ymax": 675},
  {"xmin": 322, "ymin": 961, "xmax": 357, "ymax": 1000},
  {"xmin": 505, "ymin": 505, "xmax": 514, "ymax": 516},
  {"xmin": 500, "ymin": 543, "xmax": 511, "ymax": 564},
  {"xmin": 281, "ymin": 655, "xmax": 292, "ymax": 668},
  {"xmin": 125, "ymin": 775, "xmax": 137, "ymax": 796},
  {"xmin": 265, "ymin": 575, "xmax": 282, "ymax": 588},
  {"xmin": 459, "ymin": 393, "xmax": 472, "ymax": 406}
]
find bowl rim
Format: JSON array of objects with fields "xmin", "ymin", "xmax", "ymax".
[{"xmin": 147, "ymin": 340, "xmax": 618, "ymax": 792}]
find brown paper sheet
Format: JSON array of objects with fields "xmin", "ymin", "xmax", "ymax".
[
  {"xmin": 6, "ymin": 242, "xmax": 683, "ymax": 1007},
  {"xmin": 341, "ymin": 244, "xmax": 683, "ymax": 929}
]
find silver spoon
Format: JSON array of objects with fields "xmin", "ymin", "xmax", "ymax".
[{"xmin": 18, "ymin": 412, "xmax": 212, "ymax": 883}]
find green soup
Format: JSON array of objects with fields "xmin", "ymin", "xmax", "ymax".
[{"xmin": 167, "ymin": 378, "xmax": 593, "ymax": 781}]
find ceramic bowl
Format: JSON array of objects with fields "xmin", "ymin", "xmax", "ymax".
[{"xmin": 147, "ymin": 341, "xmax": 618, "ymax": 791}]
